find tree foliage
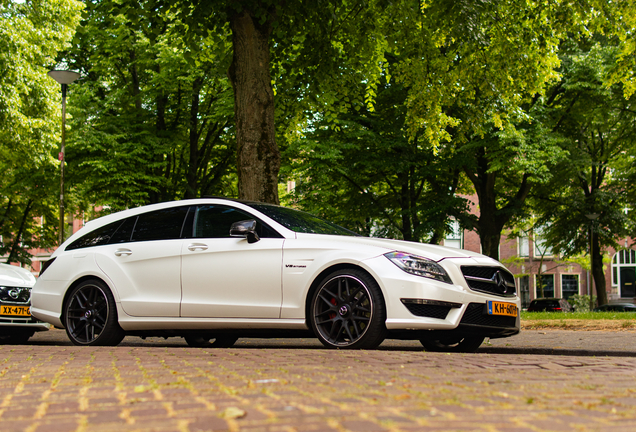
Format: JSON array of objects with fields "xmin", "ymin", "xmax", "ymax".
[
  {"xmin": 0, "ymin": 0, "xmax": 83, "ymax": 264},
  {"xmin": 64, "ymin": 0, "xmax": 236, "ymax": 213},
  {"xmin": 533, "ymin": 38, "xmax": 636, "ymax": 305},
  {"xmin": 285, "ymin": 73, "xmax": 471, "ymax": 242}
]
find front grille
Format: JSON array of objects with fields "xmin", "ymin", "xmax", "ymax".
[
  {"xmin": 403, "ymin": 303, "xmax": 452, "ymax": 319},
  {"xmin": 461, "ymin": 266, "xmax": 516, "ymax": 297},
  {"xmin": 460, "ymin": 303, "xmax": 517, "ymax": 328},
  {"xmin": 0, "ymin": 286, "xmax": 31, "ymax": 304}
]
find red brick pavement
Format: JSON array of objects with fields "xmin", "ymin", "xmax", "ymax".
[{"xmin": 1, "ymin": 330, "xmax": 636, "ymax": 432}]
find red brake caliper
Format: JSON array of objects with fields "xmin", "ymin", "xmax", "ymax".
[{"xmin": 329, "ymin": 298, "xmax": 337, "ymax": 319}]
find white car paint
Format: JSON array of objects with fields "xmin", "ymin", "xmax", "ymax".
[
  {"xmin": 31, "ymin": 198, "xmax": 521, "ymax": 349},
  {"xmin": 0, "ymin": 263, "xmax": 50, "ymax": 335}
]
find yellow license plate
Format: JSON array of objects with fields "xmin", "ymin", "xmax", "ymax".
[
  {"xmin": 0, "ymin": 305, "xmax": 30, "ymax": 317},
  {"xmin": 487, "ymin": 301, "xmax": 517, "ymax": 317}
]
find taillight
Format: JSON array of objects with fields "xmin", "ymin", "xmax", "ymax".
[
  {"xmin": 554, "ymin": 307, "xmax": 562, "ymax": 311},
  {"xmin": 40, "ymin": 257, "xmax": 56, "ymax": 276}
]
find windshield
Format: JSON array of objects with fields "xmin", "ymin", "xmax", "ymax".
[{"xmin": 248, "ymin": 204, "xmax": 360, "ymax": 236}]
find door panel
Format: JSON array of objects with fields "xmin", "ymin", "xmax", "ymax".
[
  {"xmin": 180, "ymin": 238, "xmax": 284, "ymax": 318},
  {"xmin": 95, "ymin": 240, "xmax": 183, "ymax": 317},
  {"xmin": 620, "ymin": 267, "xmax": 636, "ymax": 298}
]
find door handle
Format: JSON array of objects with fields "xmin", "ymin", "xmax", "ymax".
[
  {"xmin": 188, "ymin": 243, "xmax": 208, "ymax": 252},
  {"xmin": 114, "ymin": 248, "xmax": 132, "ymax": 257}
]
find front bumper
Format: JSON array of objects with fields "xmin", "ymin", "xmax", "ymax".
[
  {"xmin": 0, "ymin": 317, "xmax": 51, "ymax": 332},
  {"xmin": 1, "ymin": 303, "xmax": 51, "ymax": 332},
  {"xmin": 363, "ymin": 255, "xmax": 521, "ymax": 337}
]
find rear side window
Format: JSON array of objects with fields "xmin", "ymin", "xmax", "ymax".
[
  {"xmin": 131, "ymin": 206, "xmax": 190, "ymax": 242},
  {"xmin": 109, "ymin": 217, "xmax": 136, "ymax": 244},
  {"xmin": 66, "ymin": 219, "xmax": 124, "ymax": 250},
  {"xmin": 65, "ymin": 206, "xmax": 191, "ymax": 250}
]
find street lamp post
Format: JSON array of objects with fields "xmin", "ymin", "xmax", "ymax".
[
  {"xmin": 586, "ymin": 213, "xmax": 600, "ymax": 310},
  {"xmin": 48, "ymin": 70, "xmax": 80, "ymax": 246}
]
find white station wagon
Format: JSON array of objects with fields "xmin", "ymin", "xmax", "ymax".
[{"xmin": 32, "ymin": 198, "xmax": 520, "ymax": 351}]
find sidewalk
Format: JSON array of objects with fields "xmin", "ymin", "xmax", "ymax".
[{"xmin": 0, "ymin": 329, "xmax": 635, "ymax": 431}]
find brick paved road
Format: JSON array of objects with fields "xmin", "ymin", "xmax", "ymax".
[{"xmin": 1, "ymin": 330, "xmax": 636, "ymax": 432}]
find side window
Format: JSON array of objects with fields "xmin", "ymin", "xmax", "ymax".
[
  {"xmin": 109, "ymin": 217, "xmax": 137, "ymax": 244},
  {"xmin": 66, "ymin": 219, "xmax": 124, "ymax": 251},
  {"xmin": 131, "ymin": 206, "xmax": 190, "ymax": 242},
  {"xmin": 193, "ymin": 205, "xmax": 281, "ymax": 239}
]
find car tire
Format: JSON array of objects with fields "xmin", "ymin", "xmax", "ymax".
[
  {"xmin": 184, "ymin": 335, "xmax": 238, "ymax": 348},
  {"xmin": 0, "ymin": 330, "xmax": 34, "ymax": 345},
  {"xmin": 420, "ymin": 336, "xmax": 485, "ymax": 353},
  {"xmin": 310, "ymin": 268, "xmax": 387, "ymax": 349},
  {"xmin": 64, "ymin": 279, "xmax": 125, "ymax": 346}
]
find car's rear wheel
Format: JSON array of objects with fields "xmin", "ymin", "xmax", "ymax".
[
  {"xmin": 420, "ymin": 336, "xmax": 485, "ymax": 353},
  {"xmin": 310, "ymin": 269, "xmax": 387, "ymax": 349},
  {"xmin": 184, "ymin": 335, "xmax": 238, "ymax": 348},
  {"xmin": 64, "ymin": 279, "xmax": 125, "ymax": 346}
]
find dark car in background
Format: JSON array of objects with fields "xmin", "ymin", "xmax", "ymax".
[
  {"xmin": 527, "ymin": 298, "xmax": 573, "ymax": 312},
  {"xmin": 593, "ymin": 303, "xmax": 636, "ymax": 312}
]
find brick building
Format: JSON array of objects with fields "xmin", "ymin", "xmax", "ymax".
[{"xmin": 443, "ymin": 196, "xmax": 634, "ymax": 309}]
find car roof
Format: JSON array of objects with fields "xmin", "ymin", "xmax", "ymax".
[{"xmin": 58, "ymin": 198, "xmax": 299, "ymax": 253}]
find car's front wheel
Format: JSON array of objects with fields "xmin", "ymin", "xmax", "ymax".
[
  {"xmin": 310, "ymin": 269, "xmax": 387, "ymax": 349},
  {"xmin": 64, "ymin": 279, "xmax": 125, "ymax": 346},
  {"xmin": 420, "ymin": 336, "xmax": 485, "ymax": 353}
]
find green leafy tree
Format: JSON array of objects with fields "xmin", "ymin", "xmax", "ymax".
[
  {"xmin": 172, "ymin": 0, "xmax": 414, "ymax": 204},
  {"xmin": 390, "ymin": 0, "xmax": 635, "ymax": 259},
  {"xmin": 63, "ymin": 0, "xmax": 236, "ymax": 212},
  {"xmin": 0, "ymin": 0, "xmax": 82, "ymax": 264},
  {"xmin": 533, "ymin": 39, "xmax": 636, "ymax": 306},
  {"xmin": 286, "ymin": 73, "xmax": 471, "ymax": 242}
]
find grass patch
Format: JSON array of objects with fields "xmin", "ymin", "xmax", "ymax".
[{"xmin": 521, "ymin": 311, "xmax": 636, "ymax": 321}]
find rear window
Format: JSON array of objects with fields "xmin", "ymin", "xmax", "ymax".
[{"xmin": 66, "ymin": 206, "xmax": 191, "ymax": 250}]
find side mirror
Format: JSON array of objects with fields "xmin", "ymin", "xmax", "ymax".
[{"xmin": 229, "ymin": 219, "xmax": 260, "ymax": 244}]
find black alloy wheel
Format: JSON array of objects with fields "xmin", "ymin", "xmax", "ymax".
[
  {"xmin": 420, "ymin": 335, "xmax": 485, "ymax": 353},
  {"xmin": 310, "ymin": 269, "xmax": 387, "ymax": 349},
  {"xmin": 64, "ymin": 279, "xmax": 125, "ymax": 346},
  {"xmin": 184, "ymin": 335, "xmax": 238, "ymax": 348}
]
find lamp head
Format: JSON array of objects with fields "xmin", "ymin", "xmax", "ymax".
[{"xmin": 48, "ymin": 70, "xmax": 81, "ymax": 85}]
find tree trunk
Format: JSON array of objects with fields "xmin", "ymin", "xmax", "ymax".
[
  {"xmin": 591, "ymin": 231, "xmax": 607, "ymax": 306},
  {"xmin": 185, "ymin": 77, "xmax": 203, "ymax": 199},
  {"xmin": 473, "ymin": 169, "xmax": 505, "ymax": 259},
  {"xmin": 0, "ymin": 198, "xmax": 12, "ymax": 233},
  {"xmin": 6, "ymin": 200, "xmax": 32, "ymax": 265},
  {"xmin": 228, "ymin": 8, "xmax": 280, "ymax": 204},
  {"xmin": 465, "ymin": 147, "xmax": 532, "ymax": 260},
  {"xmin": 399, "ymin": 173, "xmax": 412, "ymax": 241}
]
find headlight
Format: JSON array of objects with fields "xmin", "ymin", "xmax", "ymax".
[{"xmin": 384, "ymin": 251, "xmax": 452, "ymax": 284}]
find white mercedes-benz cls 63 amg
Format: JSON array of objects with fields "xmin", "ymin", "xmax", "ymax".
[{"xmin": 32, "ymin": 198, "xmax": 520, "ymax": 351}]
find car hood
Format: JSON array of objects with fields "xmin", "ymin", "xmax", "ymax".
[
  {"xmin": 295, "ymin": 234, "xmax": 498, "ymax": 264},
  {"xmin": 0, "ymin": 264, "xmax": 36, "ymax": 287}
]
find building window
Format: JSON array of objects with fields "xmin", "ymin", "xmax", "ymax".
[
  {"xmin": 533, "ymin": 231, "xmax": 553, "ymax": 258},
  {"xmin": 444, "ymin": 219, "xmax": 462, "ymax": 249},
  {"xmin": 535, "ymin": 274, "xmax": 555, "ymax": 298},
  {"xmin": 612, "ymin": 249, "xmax": 636, "ymax": 298},
  {"xmin": 519, "ymin": 235, "xmax": 529, "ymax": 257},
  {"xmin": 561, "ymin": 274, "xmax": 579, "ymax": 300}
]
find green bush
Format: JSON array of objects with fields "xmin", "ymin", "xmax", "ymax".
[{"xmin": 568, "ymin": 294, "xmax": 597, "ymax": 312}]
